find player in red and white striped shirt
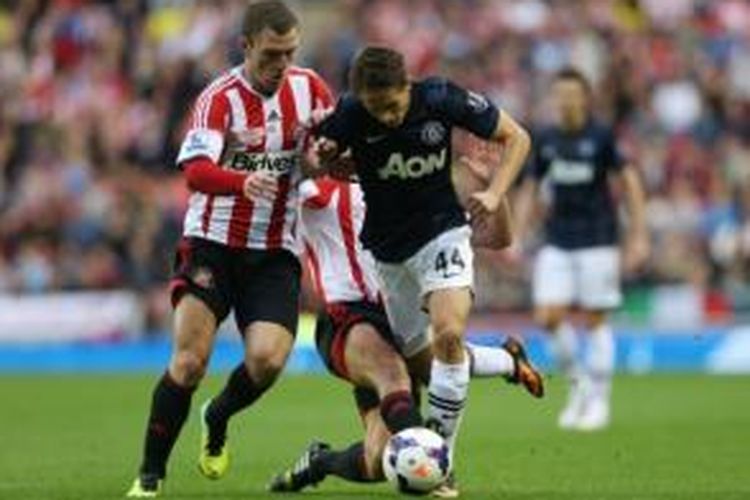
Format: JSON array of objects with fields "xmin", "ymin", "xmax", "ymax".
[
  {"xmin": 177, "ymin": 60, "xmax": 331, "ymax": 251},
  {"xmin": 299, "ymin": 178, "xmax": 381, "ymax": 305},
  {"xmin": 128, "ymin": 3, "xmax": 334, "ymax": 497}
]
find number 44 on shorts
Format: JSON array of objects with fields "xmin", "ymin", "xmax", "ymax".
[{"xmin": 434, "ymin": 247, "xmax": 466, "ymax": 278}]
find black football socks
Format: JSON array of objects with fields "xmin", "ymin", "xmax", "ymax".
[{"xmin": 140, "ymin": 371, "xmax": 196, "ymax": 478}]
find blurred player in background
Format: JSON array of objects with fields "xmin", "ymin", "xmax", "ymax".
[
  {"xmin": 310, "ymin": 46, "xmax": 531, "ymax": 496},
  {"xmin": 516, "ymin": 67, "xmax": 649, "ymax": 431},
  {"xmin": 268, "ymin": 174, "xmax": 542, "ymax": 495},
  {"xmin": 127, "ymin": 1, "xmax": 334, "ymax": 496}
]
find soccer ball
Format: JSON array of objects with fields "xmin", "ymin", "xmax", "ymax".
[{"xmin": 382, "ymin": 427, "xmax": 451, "ymax": 494}]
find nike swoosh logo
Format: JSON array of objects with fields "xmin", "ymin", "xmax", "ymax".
[{"xmin": 366, "ymin": 135, "xmax": 387, "ymax": 144}]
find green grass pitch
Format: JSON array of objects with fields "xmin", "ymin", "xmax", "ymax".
[{"xmin": 1, "ymin": 374, "xmax": 749, "ymax": 499}]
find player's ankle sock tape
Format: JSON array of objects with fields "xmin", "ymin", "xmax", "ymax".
[
  {"xmin": 207, "ymin": 364, "xmax": 266, "ymax": 436},
  {"xmin": 380, "ymin": 390, "xmax": 423, "ymax": 433},
  {"xmin": 317, "ymin": 442, "xmax": 377, "ymax": 483},
  {"xmin": 140, "ymin": 371, "xmax": 196, "ymax": 478}
]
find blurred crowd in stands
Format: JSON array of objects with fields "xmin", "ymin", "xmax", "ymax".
[{"xmin": 0, "ymin": 0, "xmax": 749, "ymax": 321}]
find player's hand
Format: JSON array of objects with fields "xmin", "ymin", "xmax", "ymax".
[
  {"xmin": 316, "ymin": 137, "xmax": 340, "ymax": 164},
  {"xmin": 467, "ymin": 189, "xmax": 502, "ymax": 231},
  {"xmin": 303, "ymin": 137, "xmax": 340, "ymax": 175},
  {"xmin": 623, "ymin": 231, "xmax": 650, "ymax": 274},
  {"xmin": 471, "ymin": 196, "xmax": 513, "ymax": 250},
  {"xmin": 327, "ymin": 148, "xmax": 356, "ymax": 181},
  {"xmin": 243, "ymin": 171, "xmax": 277, "ymax": 201}
]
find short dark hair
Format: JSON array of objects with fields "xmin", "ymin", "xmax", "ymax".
[
  {"xmin": 554, "ymin": 66, "xmax": 592, "ymax": 94},
  {"xmin": 350, "ymin": 46, "xmax": 408, "ymax": 94},
  {"xmin": 242, "ymin": 0, "xmax": 299, "ymax": 39}
]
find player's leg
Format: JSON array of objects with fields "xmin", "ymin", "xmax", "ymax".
[
  {"xmin": 344, "ymin": 322, "xmax": 423, "ymax": 433},
  {"xmin": 306, "ymin": 405, "xmax": 391, "ymax": 485},
  {"xmin": 467, "ymin": 338, "xmax": 545, "ymax": 397},
  {"xmin": 408, "ymin": 331, "xmax": 543, "ymax": 395},
  {"xmin": 200, "ymin": 321, "xmax": 295, "ymax": 479},
  {"xmin": 425, "ymin": 287, "xmax": 471, "ymax": 444},
  {"xmin": 128, "ymin": 239, "xmax": 230, "ymax": 497},
  {"xmin": 576, "ymin": 246, "xmax": 621, "ymax": 431},
  {"xmin": 269, "ymin": 313, "xmax": 414, "ymax": 492},
  {"xmin": 533, "ymin": 245, "xmax": 582, "ymax": 428},
  {"xmin": 200, "ymin": 250, "xmax": 301, "ymax": 479},
  {"xmin": 268, "ymin": 402, "xmax": 390, "ymax": 493},
  {"xmin": 409, "ymin": 227, "xmax": 474, "ymax": 457}
]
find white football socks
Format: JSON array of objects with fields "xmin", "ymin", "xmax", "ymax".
[
  {"xmin": 585, "ymin": 322, "xmax": 615, "ymax": 402},
  {"xmin": 466, "ymin": 343, "xmax": 515, "ymax": 377},
  {"xmin": 550, "ymin": 321, "xmax": 581, "ymax": 383},
  {"xmin": 427, "ymin": 357, "xmax": 470, "ymax": 461}
]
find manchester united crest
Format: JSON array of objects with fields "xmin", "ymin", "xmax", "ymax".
[{"xmin": 421, "ymin": 121, "xmax": 446, "ymax": 146}]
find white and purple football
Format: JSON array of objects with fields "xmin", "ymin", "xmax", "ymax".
[{"xmin": 382, "ymin": 427, "xmax": 451, "ymax": 494}]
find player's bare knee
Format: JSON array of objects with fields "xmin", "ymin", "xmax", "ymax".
[
  {"xmin": 432, "ymin": 327, "xmax": 465, "ymax": 362},
  {"xmin": 245, "ymin": 349, "xmax": 287, "ymax": 387},
  {"xmin": 170, "ymin": 350, "xmax": 207, "ymax": 386}
]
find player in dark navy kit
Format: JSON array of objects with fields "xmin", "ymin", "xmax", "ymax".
[
  {"xmin": 516, "ymin": 67, "xmax": 648, "ymax": 431},
  {"xmin": 310, "ymin": 46, "xmax": 531, "ymax": 497}
]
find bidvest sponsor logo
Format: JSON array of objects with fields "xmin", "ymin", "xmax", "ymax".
[
  {"xmin": 378, "ymin": 149, "xmax": 447, "ymax": 180},
  {"xmin": 227, "ymin": 150, "xmax": 298, "ymax": 174}
]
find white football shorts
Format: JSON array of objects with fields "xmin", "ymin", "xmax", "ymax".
[
  {"xmin": 533, "ymin": 245, "xmax": 621, "ymax": 310},
  {"xmin": 376, "ymin": 225, "xmax": 474, "ymax": 357}
]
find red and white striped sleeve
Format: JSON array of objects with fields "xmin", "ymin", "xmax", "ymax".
[
  {"xmin": 308, "ymin": 70, "xmax": 335, "ymax": 111},
  {"xmin": 176, "ymin": 80, "xmax": 231, "ymax": 167},
  {"xmin": 299, "ymin": 178, "xmax": 338, "ymax": 210}
]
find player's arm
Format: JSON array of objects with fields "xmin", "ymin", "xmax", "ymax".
[
  {"xmin": 439, "ymin": 79, "xmax": 530, "ymax": 222},
  {"xmin": 298, "ymin": 177, "xmax": 338, "ymax": 210},
  {"xmin": 467, "ymin": 111, "xmax": 531, "ymax": 224},
  {"xmin": 616, "ymin": 164, "xmax": 649, "ymax": 273},
  {"xmin": 182, "ymin": 158, "xmax": 276, "ymax": 199},
  {"xmin": 511, "ymin": 129, "xmax": 548, "ymax": 249},
  {"xmin": 177, "ymin": 90, "xmax": 276, "ymax": 200},
  {"xmin": 602, "ymin": 129, "xmax": 649, "ymax": 273},
  {"xmin": 454, "ymin": 156, "xmax": 513, "ymax": 249},
  {"xmin": 300, "ymin": 74, "xmax": 357, "ymax": 181},
  {"xmin": 513, "ymin": 176, "xmax": 540, "ymax": 247},
  {"xmin": 306, "ymin": 95, "xmax": 359, "ymax": 181}
]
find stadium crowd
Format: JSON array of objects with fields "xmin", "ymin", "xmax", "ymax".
[{"xmin": 0, "ymin": 0, "xmax": 749, "ymax": 319}]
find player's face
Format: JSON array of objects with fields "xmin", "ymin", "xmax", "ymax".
[
  {"xmin": 244, "ymin": 27, "xmax": 300, "ymax": 95},
  {"xmin": 359, "ymin": 85, "xmax": 411, "ymax": 128},
  {"xmin": 554, "ymin": 79, "xmax": 588, "ymax": 129}
]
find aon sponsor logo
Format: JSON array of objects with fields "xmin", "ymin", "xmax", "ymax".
[
  {"xmin": 549, "ymin": 159, "xmax": 594, "ymax": 185},
  {"xmin": 227, "ymin": 151, "xmax": 298, "ymax": 174},
  {"xmin": 378, "ymin": 149, "xmax": 447, "ymax": 180}
]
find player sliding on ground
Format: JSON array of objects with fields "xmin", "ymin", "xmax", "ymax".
[
  {"xmin": 515, "ymin": 67, "xmax": 649, "ymax": 431},
  {"xmin": 295, "ymin": 45, "xmax": 532, "ymax": 496},
  {"xmin": 126, "ymin": 1, "xmax": 334, "ymax": 497},
  {"xmin": 267, "ymin": 175, "xmax": 543, "ymax": 496}
]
